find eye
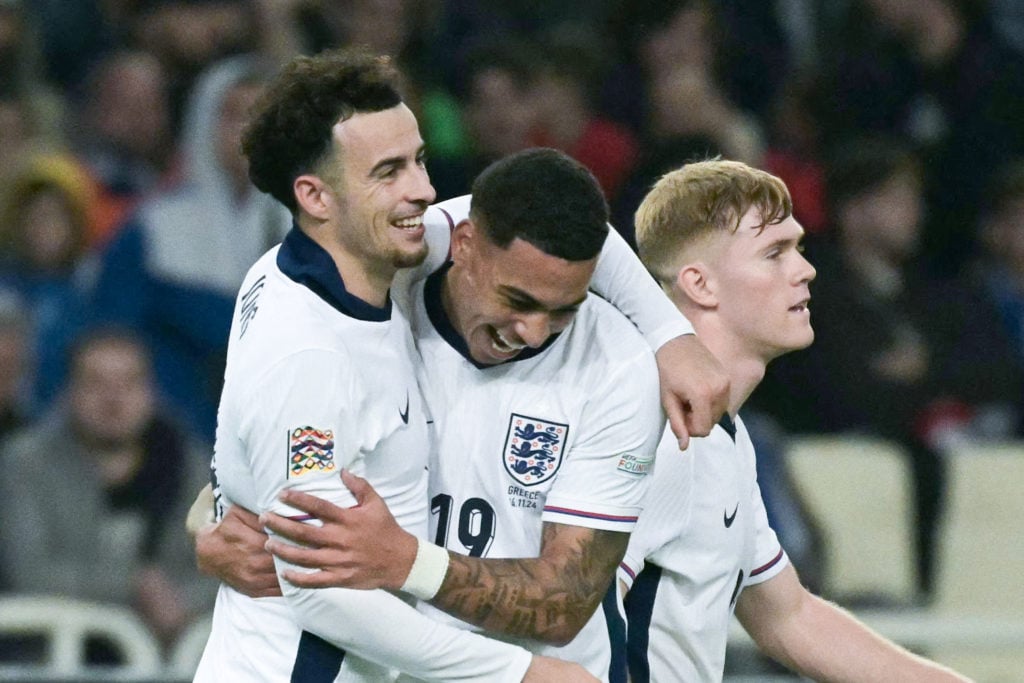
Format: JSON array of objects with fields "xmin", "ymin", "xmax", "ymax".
[
  {"xmin": 416, "ymin": 151, "xmax": 428, "ymax": 167},
  {"xmin": 506, "ymin": 298, "xmax": 532, "ymax": 312}
]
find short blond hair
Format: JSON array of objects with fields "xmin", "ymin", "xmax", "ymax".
[{"xmin": 635, "ymin": 159, "xmax": 792, "ymax": 284}]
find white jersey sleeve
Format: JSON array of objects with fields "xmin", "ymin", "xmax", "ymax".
[
  {"xmin": 542, "ymin": 336, "xmax": 663, "ymax": 532},
  {"xmin": 736, "ymin": 422, "xmax": 788, "ymax": 588},
  {"xmin": 591, "ymin": 227, "xmax": 695, "ymax": 350}
]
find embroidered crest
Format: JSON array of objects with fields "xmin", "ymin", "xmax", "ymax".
[
  {"xmin": 503, "ymin": 413, "xmax": 567, "ymax": 486},
  {"xmin": 288, "ymin": 426, "xmax": 336, "ymax": 479}
]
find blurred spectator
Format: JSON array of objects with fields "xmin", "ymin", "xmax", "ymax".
[
  {"xmin": 0, "ymin": 151, "xmax": 99, "ymax": 413},
  {"xmin": 0, "ymin": 289, "xmax": 30, "ymax": 442},
  {"xmin": 127, "ymin": 0, "xmax": 260, "ymax": 132},
  {"xmin": 0, "ymin": 327, "xmax": 216, "ymax": 651},
  {"xmin": 433, "ymin": 0, "xmax": 619, "ymax": 92},
  {"xmin": 19, "ymin": 0, "xmax": 114, "ymax": 91},
  {"xmin": 529, "ymin": 26, "xmax": 639, "ymax": 203},
  {"xmin": 90, "ymin": 55, "xmax": 290, "ymax": 442},
  {"xmin": 820, "ymin": 0, "xmax": 1024, "ymax": 275},
  {"xmin": 971, "ymin": 159, "xmax": 1024, "ymax": 434},
  {"xmin": 762, "ymin": 75, "xmax": 829, "ymax": 235},
  {"xmin": 0, "ymin": 89, "xmax": 39, "ymax": 189},
  {"xmin": 0, "ymin": 1, "xmax": 65, "ymax": 175},
  {"xmin": 69, "ymin": 49, "xmax": 176, "ymax": 246},
  {"xmin": 609, "ymin": 0, "xmax": 766, "ymax": 245},
  {"xmin": 452, "ymin": 36, "xmax": 540, "ymax": 194},
  {"xmin": 753, "ymin": 139, "xmax": 1023, "ymax": 600}
]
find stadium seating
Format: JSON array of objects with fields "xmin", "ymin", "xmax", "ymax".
[
  {"xmin": 0, "ymin": 595, "xmax": 163, "ymax": 678},
  {"xmin": 785, "ymin": 434, "xmax": 916, "ymax": 604}
]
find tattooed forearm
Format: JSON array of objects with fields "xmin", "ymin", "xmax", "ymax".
[{"xmin": 428, "ymin": 523, "xmax": 629, "ymax": 645}]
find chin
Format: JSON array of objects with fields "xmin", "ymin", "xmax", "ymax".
[{"xmin": 393, "ymin": 246, "xmax": 429, "ymax": 269}]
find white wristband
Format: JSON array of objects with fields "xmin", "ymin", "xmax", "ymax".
[{"xmin": 400, "ymin": 538, "xmax": 450, "ymax": 601}]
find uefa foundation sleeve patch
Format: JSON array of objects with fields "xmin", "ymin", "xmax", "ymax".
[
  {"xmin": 288, "ymin": 426, "xmax": 336, "ymax": 479},
  {"xmin": 616, "ymin": 453, "xmax": 652, "ymax": 476}
]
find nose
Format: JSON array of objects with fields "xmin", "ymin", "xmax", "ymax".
[
  {"xmin": 407, "ymin": 164, "xmax": 436, "ymax": 205},
  {"xmin": 513, "ymin": 312, "xmax": 552, "ymax": 348},
  {"xmin": 797, "ymin": 251, "xmax": 816, "ymax": 284}
]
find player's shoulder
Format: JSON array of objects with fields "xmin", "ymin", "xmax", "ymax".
[
  {"xmin": 230, "ymin": 249, "xmax": 359, "ymax": 360},
  {"xmin": 427, "ymin": 194, "xmax": 472, "ymax": 228},
  {"xmin": 574, "ymin": 295, "xmax": 653, "ymax": 359}
]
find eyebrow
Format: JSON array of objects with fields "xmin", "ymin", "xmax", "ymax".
[
  {"xmin": 368, "ymin": 144, "xmax": 426, "ymax": 178},
  {"xmin": 499, "ymin": 285, "xmax": 588, "ymax": 312}
]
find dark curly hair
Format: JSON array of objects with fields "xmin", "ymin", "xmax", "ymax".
[
  {"xmin": 470, "ymin": 148, "xmax": 609, "ymax": 261},
  {"xmin": 242, "ymin": 49, "xmax": 404, "ymax": 214}
]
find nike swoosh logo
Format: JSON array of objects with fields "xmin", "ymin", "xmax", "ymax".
[
  {"xmin": 399, "ymin": 392, "xmax": 410, "ymax": 424},
  {"xmin": 724, "ymin": 503, "xmax": 739, "ymax": 528}
]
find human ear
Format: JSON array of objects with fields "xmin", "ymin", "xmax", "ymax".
[
  {"xmin": 293, "ymin": 175, "xmax": 333, "ymax": 221},
  {"xmin": 449, "ymin": 219, "xmax": 477, "ymax": 261},
  {"xmin": 677, "ymin": 263, "xmax": 717, "ymax": 308}
]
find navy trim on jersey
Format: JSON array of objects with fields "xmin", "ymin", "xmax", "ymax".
[
  {"xmin": 718, "ymin": 414, "xmax": 737, "ymax": 441},
  {"xmin": 278, "ymin": 224, "xmax": 392, "ymax": 322},
  {"xmin": 423, "ymin": 262, "xmax": 560, "ymax": 369},
  {"xmin": 603, "ymin": 582, "xmax": 628, "ymax": 683},
  {"xmin": 290, "ymin": 630, "xmax": 345, "ymax": 682},
  {"xmin": 623, "ymin": 562, "xmax": 662, "ymax": 683}
]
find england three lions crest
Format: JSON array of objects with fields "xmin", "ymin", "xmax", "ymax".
[{"xmin": 503, "ymin": 413, "xmax": 568, "ymax": 486}]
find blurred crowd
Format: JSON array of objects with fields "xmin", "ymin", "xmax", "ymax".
[{"xmin": 0, "ymin": 0, "xmax": 1023, "ymax": 663}]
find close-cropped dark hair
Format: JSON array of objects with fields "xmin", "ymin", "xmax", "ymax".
[
  {"xmin": 470, "ymin": 148, "xmax": 609, "ymax": 261},
  {"xmin": 242, "ymin": 48, "xmax": 403, "ymax": 214}
]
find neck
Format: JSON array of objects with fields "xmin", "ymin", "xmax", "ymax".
[
  {"xmin": 439, "ymin": 265, "xmax": 467, "ymax": 338},
  {"xmin": 300, "ymin": 219, "xmax": 393, "ymax": 308},
  {"xmin": 686, "ymin": 310, "xmax": 767, "ymax": 417}
]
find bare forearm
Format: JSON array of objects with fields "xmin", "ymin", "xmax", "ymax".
[
  {"xmin": 752, "ymin": 594, "xmax": 969, "ymax": 682},
  {"xmin": 430, "ymin": 526, "xmax": 627, "ymax": 645}
]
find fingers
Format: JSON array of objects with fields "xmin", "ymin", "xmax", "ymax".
[
  {"xmin": 280, "ymin": 568, "xmax": 340, "ymax": 589},
  {"xmin": 340, "ymin": 469, "xmax": 372, "ymax": 504},
  {"xmin": 278, "ymin": 487, "xmax": 347, "ymax": 522},
  {"xmin": 265, "ymin": 538, "xmax": 328, "ymax": 569},
  {"xmin": 261, "ymin": 511, "xmax": 325, "ymax": 546},
  {"xmin": 248, "ymin": 585, "xmax": 284, "ymax": 599},
  {"xmin": 224, "ymin": 504, "xmax": 264, "ymax": 532},
  {"xmin": 662, "ymin": 390, "xmax": 691, "ymax": 451},
  {"xmin": 682, "ymin": 393, "xmax": 716, "ymax": 439}
]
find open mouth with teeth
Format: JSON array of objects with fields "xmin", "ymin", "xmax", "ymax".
[
  {"xmin": 393, "ymin": 214, "xmax": 424, "ymax": 230},
  {"xmin": 789, "ymin": 299, "xmax": 810, "ymax": 313},
  {"xmin": 489, "ymin": 327, "xmax": 525, "ymax": 355}
]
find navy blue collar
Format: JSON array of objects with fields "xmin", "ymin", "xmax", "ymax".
[
  {"xmin": 424, "ymin": 262, "xmax": 559, "ymax": 369},
  {"xmin": 277, "ymin": 224, "xmax": 391, "ymax": 322},
  {"xmin": 718, "ymin": 414, "xmax": 737, "ymax": 442}
]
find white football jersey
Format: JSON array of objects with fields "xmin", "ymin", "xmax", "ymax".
[
  {"xmin": 393, "ymin": 258, "xmax": 664, "ymax": 681},
  {"xmin": 618, "ymin": 415, "xmax": 788, "ymax": 682},
  {"xmin": 195, "ymin": 228, "xmax": 531, "ymax": 682}
]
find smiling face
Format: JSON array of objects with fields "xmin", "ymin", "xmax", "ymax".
[
  {"xmin": 323, "ymin": 103, "xmax": 436, "ymax": 287},
  {"xmin": 705, "ymin": 207, "xmax": 816, "ymax": 363},
  {"xmin": 445, "ymin": 220, "xmax": 595, "ymax": 365}
]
